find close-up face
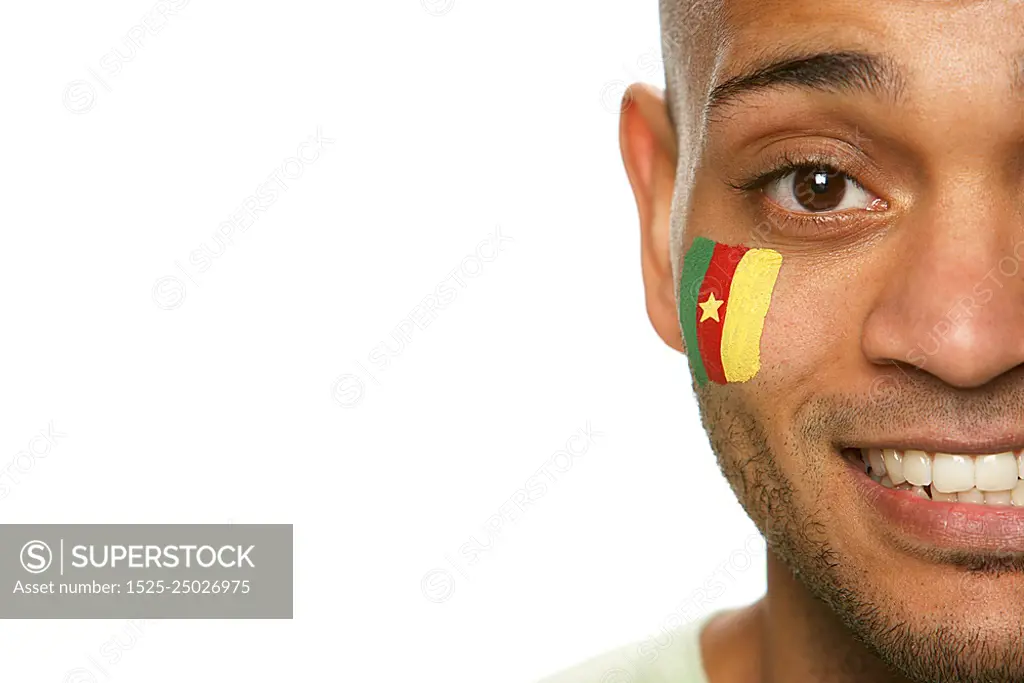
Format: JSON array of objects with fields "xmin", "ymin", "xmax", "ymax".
[{"xmin": 632, "ymin": 1, "xmax": 1024, "ymax": 681}]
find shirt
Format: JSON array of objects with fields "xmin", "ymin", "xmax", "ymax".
[{"xmin": 536, "ymin": 610, "xmax": 721, "ymax": 683}]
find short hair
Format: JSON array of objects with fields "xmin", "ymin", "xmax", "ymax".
[
  {"xmin": 658, "ymin": 0, "xmax": 725, "ymax": 293},
  {"xmin": 659, "ymin": 1, "xmax": 723, "ymax": 120}
]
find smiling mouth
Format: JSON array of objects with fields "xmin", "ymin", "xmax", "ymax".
[{"xmin": 846, "ymin": 448, "xmax": 1024, "ymax": 506}]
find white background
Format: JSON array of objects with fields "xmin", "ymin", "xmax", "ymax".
[{"xmin": 0, "ymin": 0, "xmax": 764, "ymax": 681}]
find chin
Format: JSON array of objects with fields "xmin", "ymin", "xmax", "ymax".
[{"xmin": 779, "ymin": 445, "xmax": 1024, "ymax": 682}]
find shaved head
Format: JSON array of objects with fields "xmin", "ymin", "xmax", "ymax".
[
  {"xmin": 657, "ymin": 0, "xmax": 725, "ymax": 290},
  {"xmin": 659, "ymin": 0, "xmax": 724, "ymax": 125}
]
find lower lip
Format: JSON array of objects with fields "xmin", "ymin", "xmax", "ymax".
[{"xmin": 844, "ymin": 456, "xmax": 1024, "ymax": 552}]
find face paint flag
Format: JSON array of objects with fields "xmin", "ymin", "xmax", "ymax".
[{"xmin": 679, "ymin": 237, "xmax": 782, "ymax": 386}]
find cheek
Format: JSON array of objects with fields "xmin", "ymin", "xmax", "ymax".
[{"xmin": 758, "ymin": 266, "xmax": 858, "ymax": 388}]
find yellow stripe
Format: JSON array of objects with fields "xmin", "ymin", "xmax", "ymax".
[{"xmin": 721, "ymin": 248, "xmax": 782, "ymax": 383}]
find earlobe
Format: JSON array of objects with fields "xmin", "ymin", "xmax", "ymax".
[{"xmin": 619, "ymin": 83, "xmax": 683, "ymax": 353}]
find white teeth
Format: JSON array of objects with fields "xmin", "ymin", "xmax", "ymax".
[
  {"xmin": 883, "ymin": 449, "xmax": 905, "ymax": 484},
  {"xmin": 958, "ymin": 487, "xmax": 985, "ymax": 504},
  {"xmin": 1013, "ymin": 481, "xmax": 1024, "ymax": 506},
  {"xmin": 974, "ymin": 452, "xmax": 1018, "ymax": 491},
  {"xmin": 867, "ymin": 448, "xmax": 886, "ymax": 477},
  {"xmin": 932, "ymin": 453, "xmax": 976, "ymax": 493},
  {"xmin": 985, "ymin": 490, "xmax": 1013, "ymax": 506},
  {"xmin": 902, "ymin": 450, "xmax": 932, "ymax": 486},
  {"xmin": 862, "ymin": 447, "xmax": 1024, "ymax": 504}
]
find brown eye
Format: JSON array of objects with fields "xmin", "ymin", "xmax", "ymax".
[
  {"xmin": 763, "ymin": 166, "xmax": 878, "ymax": 214},
  {"xmin": 793, "ymin": 168, "xmax": 845, "ymax": 211}
]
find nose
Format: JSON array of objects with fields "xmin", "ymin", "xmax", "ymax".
[{"xmin": 860, "ymin": 196, "xmax": 1024, "ymax": 388}]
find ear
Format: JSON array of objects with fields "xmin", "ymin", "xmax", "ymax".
[{"xmin": 619, "ymin": 83, "xmax": 683, "ymax": 352}]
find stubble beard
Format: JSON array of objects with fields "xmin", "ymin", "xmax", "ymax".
[{"xmin": 697, "ymin": 389, "xmax": 1024, "ymax": 683}]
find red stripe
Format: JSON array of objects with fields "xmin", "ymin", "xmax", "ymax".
[{"xmin": 696, "ymin": 243, "xmax": 747, "ymax": 384}]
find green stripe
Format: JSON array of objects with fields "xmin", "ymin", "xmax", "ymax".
[{"xmin": 679, "ymin": 237, "xmax": 715, "ymax": 387}]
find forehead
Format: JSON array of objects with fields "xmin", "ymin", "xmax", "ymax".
[
  {"xmin": 667, "ymin": 0, "xmax": 1024, "ymax": 176},
  {"xmin": 712, "ymin": 1, "xmax": 1024, "ymax": 90}
]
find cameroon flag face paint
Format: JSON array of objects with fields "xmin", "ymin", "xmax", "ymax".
[{"xmin": 679, "ymin": 237, "xmax": 783, "ymax": 386}]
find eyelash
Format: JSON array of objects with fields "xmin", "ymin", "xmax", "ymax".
[
  {"xmin": 727, "ymin": 150, "xmax": 861, "ymax": 194},
  {"xmin": 721, "ymin": 148, "xmax": 887, "ymax": 239}
]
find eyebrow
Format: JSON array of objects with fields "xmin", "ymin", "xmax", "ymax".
[{"xmin": 706, "ymin": 50, "xmax": 906, "ymax": 117}]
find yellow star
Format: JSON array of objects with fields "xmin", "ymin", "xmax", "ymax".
[{"xmin": 698, "ymin": 292, "xmax": 724, "ymax": 323}]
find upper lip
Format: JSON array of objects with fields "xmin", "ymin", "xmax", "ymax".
[{"xmin": 842, "ymin": 434, "xmax": 1024, "ymax": 455}]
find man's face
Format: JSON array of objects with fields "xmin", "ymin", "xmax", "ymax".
[{"xmin": 647, "ymin": 1, "xmax": 1024, "ymax": 680}]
